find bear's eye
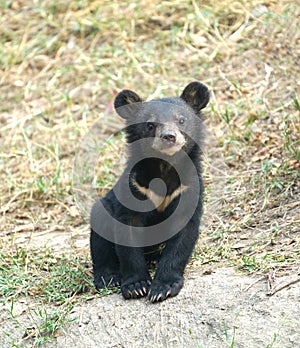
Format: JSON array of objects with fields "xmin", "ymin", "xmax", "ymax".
[
  {"xmin": 179, "ymin": 117, "xmax": 185, "ymax": 125},
  {"xmin": 147, "ymin": 122, "xmax": 154, "ymax": 130}
]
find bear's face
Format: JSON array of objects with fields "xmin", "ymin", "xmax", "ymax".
[
  {"xmin": 114, "ymin": 82, "xmax": 210, "ymax": 157},
  {"xmin": 133, "ymin": 101, "xmax": 192, "ymax": 156}
]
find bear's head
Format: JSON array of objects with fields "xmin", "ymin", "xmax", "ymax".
[{"xmin": 114, "ymin": 82, "xmax": 210, "ymax": 157}]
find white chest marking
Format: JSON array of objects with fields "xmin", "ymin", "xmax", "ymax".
[{"xmin": 133, "ymin": 181, "xmax": 187, "ymax": 212}]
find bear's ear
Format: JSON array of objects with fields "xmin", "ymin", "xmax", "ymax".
[
  {"xmin": 180, "ymin": 82, "xmax": 210, "ymax": 112},
  {"xmin": 114, "ymin": 90, "xmax": 143, "ymax": 119}
]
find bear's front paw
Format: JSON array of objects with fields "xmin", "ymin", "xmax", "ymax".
[
  {"xmin": 148, "ymin": 277, "xmax": 183, "ymax": 302},
  {"xmin": 121, "ymin": 279, "xmax": 152, "ymax": 299},
  {"xmin": 94, "ymin": 272, "xmax": 122, "ymax": 290}
]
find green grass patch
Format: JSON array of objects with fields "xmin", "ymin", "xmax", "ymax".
[
  {"xmin": 3, "ymin": 300, "xmax": 75, "ymax": 348},
  {"xmin": 0, "ymin": 248, "xmax": 93, "ymax": 304}
]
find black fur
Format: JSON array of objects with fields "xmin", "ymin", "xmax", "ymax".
[{"xmin": 90, "ymin": 82, "xmax": 210, "ymax": 302}]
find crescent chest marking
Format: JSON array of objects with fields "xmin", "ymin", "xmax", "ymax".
[{"xmin": 133, "ymin": 180, "xmax": 187, "ymax": 213}]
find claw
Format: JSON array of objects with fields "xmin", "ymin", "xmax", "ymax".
[
  {"xmin": 127, "ymin": 290, "xmax": 132, "ymax": 298},
  {"xmin": 134, "ymin": 289, "xmax": 139, "ymax": 297},
  {"xmin": 151, "ymin": 294, "xmax": 158, "ymax": 302},
  {"xmin": 138, "ymin": 289, "xmax": 144, "ymax": 296},
  {"xmin": 166, "ymin": 289, "xmax": 172, "ymax": 298},
  {"xmin": 156, "ymin": 293, "xmax": 163, "ymax": 301},
  {"xmin": 147, "ymin": 280, "xmax": 152, "ymax": 286},
  {"xmin": 142, "ymin": 287, "xmax": 147, "ymax": 294}
]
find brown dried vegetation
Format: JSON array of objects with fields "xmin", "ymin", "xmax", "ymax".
[{"xmin": 0, "ymin": 0, "xmax": 299, "ymax": 276}]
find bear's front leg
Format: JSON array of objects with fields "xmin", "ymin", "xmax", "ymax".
[
  {"xmin": 116, "ymin": 245, "xmax": 152, "ymax": 299},
  {"xmin": 148, "ymin": 219, "xmax": 199, "ymax": 302}
]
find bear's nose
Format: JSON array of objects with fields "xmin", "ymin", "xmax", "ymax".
[{"xmin": 161, "ymin": 131, "xmax": 176, "ymax": 143}]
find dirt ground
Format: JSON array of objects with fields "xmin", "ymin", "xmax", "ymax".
[{"xmin": 1, "ymin": 267, "xmax": 299, "ymax": 348}]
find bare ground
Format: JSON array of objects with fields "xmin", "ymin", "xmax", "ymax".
[{"xmin": 1, "ymin": 268, "xmax": 299, "ymax": 348}]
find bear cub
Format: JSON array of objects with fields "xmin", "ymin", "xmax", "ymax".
[{"xmin": 90, "ymin": 82, "xmax": 210, "ymax": 302}]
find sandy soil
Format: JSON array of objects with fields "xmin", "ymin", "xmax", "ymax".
[{"xmin": 1, "ymin": 267, "xmax": 299, "ymax": 348}]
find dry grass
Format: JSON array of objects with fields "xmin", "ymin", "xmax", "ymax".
[{"xmin": 0, "ymin": 0, "xmax": 299, "ymax": 277}]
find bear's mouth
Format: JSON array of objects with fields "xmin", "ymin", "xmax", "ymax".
[
  {"xmin": 151, "ymin": 125, "xmax": 186, "ymax": 156},
  {"xmin": 152, "ymin": 138, "xmax": 186, "ymax": 156}
]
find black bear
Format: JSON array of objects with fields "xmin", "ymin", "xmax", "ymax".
[{"xmin": 90, "ymin": 82, "xmax": 210, "ymax": 302}]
